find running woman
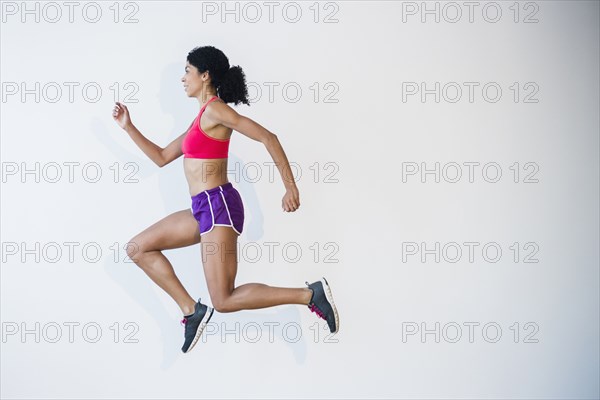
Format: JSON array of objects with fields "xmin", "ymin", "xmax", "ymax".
[{"xmin": 111, "ymin": 46, "xmax": 339, "ymax": 353}]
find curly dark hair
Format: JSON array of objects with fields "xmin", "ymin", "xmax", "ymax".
[{"xmin": 186, "ymin": 46, "xmax": 250, "ymax": 106}]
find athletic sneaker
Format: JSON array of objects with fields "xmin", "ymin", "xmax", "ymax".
[
  {"xmin": 305, "ymin": 277, "xmax": 339, "ymax": 334},
  {"xmin": 180, "ymin": 298, "xmax": 214, "ymax": 353}
]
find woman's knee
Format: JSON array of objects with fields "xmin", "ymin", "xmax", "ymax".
[
  {"xmin": 210, "ymin": 294, "xmax": 233, "ymax": 313},
  {"xmin": 126, "ymin": 235, "xmax": 148, "ymax": 264}
]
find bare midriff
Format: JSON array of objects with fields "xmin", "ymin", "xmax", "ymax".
[{"xmin": 184, "ymin": 157, "xmax": 230, "ymax": 197}]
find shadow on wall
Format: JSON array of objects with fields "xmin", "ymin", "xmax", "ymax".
[{"xmin": 90, "ymin": 61, "xmax": 309, "ymax": 368}]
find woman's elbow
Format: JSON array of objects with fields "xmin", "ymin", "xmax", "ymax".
[
  {"xmin": 263, "ymin": 132, "xmax": 278, "ymax": 145},
  {"xmin": 154, "ymin": 150, "xmax": 167, "ymax": 168},
  {"xmin": 157, "ymin": 155, "xmax": 175, "ymax": 168}
]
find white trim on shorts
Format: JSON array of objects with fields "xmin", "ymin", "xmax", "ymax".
[
  {"xmin": 205, "ymin": 191, "xmax": 216, "ymax": 227},
  {"xmin": 219, "ymin": 186, "xmax": 241, "ymax": 235},
  {"xmin": 199, "ymin": 187, "xmax": 241, "ymax": 236}
]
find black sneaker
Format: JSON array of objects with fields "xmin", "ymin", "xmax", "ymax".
[
  {"xmin": 305, "ymin": 277, "xmax": 339, "ymax": 334},
  {"xmin": 180, "ymin": 298, "xmax": 214, "ymax": 353}
]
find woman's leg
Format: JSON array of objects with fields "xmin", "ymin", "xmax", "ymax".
[
  {"xmin": 126, "ymin": 209, "xmax": 201, "ymax": 316},
  {"xmin": 200, "ymin": 226, "xmax": 313, "ymax": 313}
]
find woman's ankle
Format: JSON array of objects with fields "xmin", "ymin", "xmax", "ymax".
[{"xmin": 181, "ymin": 300, "xmax": 197, "ymax": 316}]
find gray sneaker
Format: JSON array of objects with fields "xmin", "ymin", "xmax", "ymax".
[
  {"xmin": 305, "ymin": 277, "xmax": 339, "ymax": 334},
  {"xmin": 180, "ymin": 298, "xmax": 214, "ymax": 353}
]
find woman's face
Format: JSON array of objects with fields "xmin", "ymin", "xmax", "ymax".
[{"xmin": 181, "ymin": 61, "xmax": 207, "ymax": 97}]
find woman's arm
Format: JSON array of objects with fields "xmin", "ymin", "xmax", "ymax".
[
  {"xmin": 205, "ymin": 102, "xmax": 300, "ymax": 212},
  {"xmin": 159, "ymin": 127, "xmax": 190, "ymax": 167},
  {"xmin": 124, "ymin": 124, "xmax": 190, "ymax": 168},
  {"xmin": 113, "ymin": 102, "xmax": 190, "ymax": 168},
  {"xmin": 122, "ymin": 124, "xmax": 165, "ymax": 167},
  {"xmin": 206, "ymin": 102, "xmax": 297, "ymax": 189}
]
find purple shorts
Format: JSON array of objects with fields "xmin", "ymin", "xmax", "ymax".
[{"xmin": 191, "ymin": 182, "xmax": 244, "ymax": 236}]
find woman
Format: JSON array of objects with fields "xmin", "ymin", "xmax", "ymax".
[{"xmin": 111, "ymin": 46, "xmax": 339, "ymax": 353}]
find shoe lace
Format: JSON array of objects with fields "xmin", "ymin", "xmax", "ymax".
[{"xmin": 309, "ymin": 303, "xmax": 326, "ymax": 320}]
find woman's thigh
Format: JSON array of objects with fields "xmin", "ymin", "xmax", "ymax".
[
  {"xmin": 127, "ymin": 209, "xmax": 201, "ymax": 259},
  {"xmin": 200, "ymin": 226, "xmax": 239, "ymax": 302}
]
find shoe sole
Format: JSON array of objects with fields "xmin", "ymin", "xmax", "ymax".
[
  {"xmin": 184, "ymin": 306, "xmax": 214, "ymax": 353},
  {"xmin": 321, "ymin": 277, "xmax": 339, "ymax": 334}
]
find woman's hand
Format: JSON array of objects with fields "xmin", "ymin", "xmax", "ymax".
[
  {"xmin": 282, "ymin": 186, "xmax": 300, "ymax": 212},
  {"xmin": 112, "ymin": 101, "xmax": 132, "ymax": 130}
]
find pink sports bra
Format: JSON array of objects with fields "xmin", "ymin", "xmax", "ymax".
[{"xmin": 181, "ymin": 96, "xmax": 230, "ymax": 159}]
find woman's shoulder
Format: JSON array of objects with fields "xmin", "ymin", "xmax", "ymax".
[
  {"xmin": 203, "ymin": 97, "xmax": 236, "ymax": 123},
  {"xmin": 214, "ymin": 96, "xmax": 227, "ymax": 105},
  {"xmin": 207, "ymin": 97, "xmax": 231, "ymax": 112}
]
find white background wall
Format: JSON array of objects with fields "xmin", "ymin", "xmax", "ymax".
[{"xmin": 1, "ymin": 1, "xmax": 598, "ymax": 398}]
